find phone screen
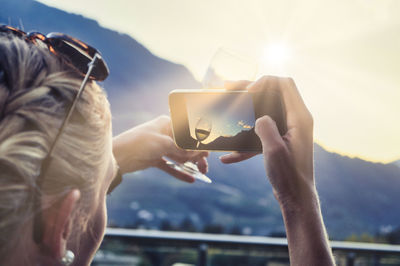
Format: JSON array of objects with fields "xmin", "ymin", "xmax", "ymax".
[
  {"xmin": 170, "ymin": 90, "xmax": 262, "ymax": 151},
  {"xmin": 186, "ymin": 93, "xmax": 257, "ymax": 149}
]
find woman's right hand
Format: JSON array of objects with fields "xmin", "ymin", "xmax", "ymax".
[
  {"xmin": 220, "ymin": 76, "xmax": 315, "ymax": 206},
  {"xmin": 220, "ymin": 76, "xmax": 335, "ymax": 266}
]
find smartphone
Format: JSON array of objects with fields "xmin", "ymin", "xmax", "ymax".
[{"xmin": 169, "ymin": 89, "xmax": 287, "ymax": 152}]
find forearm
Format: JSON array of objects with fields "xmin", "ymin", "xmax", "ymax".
[
  {"xmin": 112, "ymin": 133, "xmax": 143, "ymax": 174},
  {"xmin": 280, "ymin": 188, "xmax": 335, "ymax": 266}
]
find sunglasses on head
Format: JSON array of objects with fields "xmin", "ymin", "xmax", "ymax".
[
  {"xmin": 0, "ymin": 25, "xmax": 109, "ymax": 80},
  {"xmin": 0, "ymin": 25, "xmax": 122, "ymax": 243}
]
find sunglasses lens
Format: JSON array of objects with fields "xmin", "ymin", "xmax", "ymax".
[
  {"xmin": 47, "ymin": 37, "xmax": 109, "ymax": 81},
  {"xmin": 0, "ymin": 25, "xmax": 25, "ymax": 37}
]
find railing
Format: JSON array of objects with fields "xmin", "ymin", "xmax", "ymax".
[{"xmin": 92, "ymin": 228, "xmax": 400, "ymax": 266}]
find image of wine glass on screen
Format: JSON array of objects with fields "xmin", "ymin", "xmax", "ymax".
[{"xmin": 195, "ymin": 117, "xmax": 212, "ymax": 148}]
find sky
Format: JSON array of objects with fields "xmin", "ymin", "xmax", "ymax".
[
  {"xmin": 37, "ymin": 0, "xmax": 400, "ymax": 163},
  {"xmin": 186, "ymin": 93, "xmax": 255, "ymax": 144}
]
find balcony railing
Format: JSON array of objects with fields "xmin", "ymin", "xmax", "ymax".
[{"xmin": 92, "ymin": 228, "xmax": 400, "ymax": 266}]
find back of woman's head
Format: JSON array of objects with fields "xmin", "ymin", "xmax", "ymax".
[{"xmin": 0, "ymin": 34, "xmax": 111, "ymax": 261}]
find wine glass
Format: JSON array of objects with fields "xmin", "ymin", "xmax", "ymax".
[
  {"xmin": 195, "ymin": 117, "xmax": 212, "ymax": 148},
  {"xmin": 202, "ymin": 47, "xmax": 259, "ymax": 88},
  {"xmin": 165, "ymin": 160, "xmax": 212, "ymax": 183},
  {"xmin": 163, "ymin": 117, "xmax": 213, "ymax": 183},
  {"xmin": 165, "ymin": 48, "xmax": 258, "ymax": 183}
]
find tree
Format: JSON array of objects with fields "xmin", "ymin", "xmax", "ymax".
[
  {"xmin": 203, "ymin": 224, "xmax": 224, "ymax": 234},
  {"xmin": 160, "ymin": 219, "xmax": 175, "ymax": 231},
  {"xmin": 179, "ymin": 217, "xmax": 197, "ymax": 232}
]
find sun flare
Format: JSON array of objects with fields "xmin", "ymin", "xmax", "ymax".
[{"xmin": 263, "ymin": 43, "xmax": 291, "ymax": 66}]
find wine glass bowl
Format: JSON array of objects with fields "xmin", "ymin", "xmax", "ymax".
[
  {"xmin": 195, "ymin": 117, "xmax": 212, "ymax": 147},
  {"xmin": 202, "ymin": 47, "xmax": 259, "ymax": 89}
]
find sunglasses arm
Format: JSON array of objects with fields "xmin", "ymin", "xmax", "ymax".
[{"xmin": 46, "ymin": 54, "xmax": 100, "ymax": 159}]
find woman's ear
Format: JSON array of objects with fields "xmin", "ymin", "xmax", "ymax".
[{"xmin": 41, "ymin": 189, "xmax": 80, "ymax": 261}]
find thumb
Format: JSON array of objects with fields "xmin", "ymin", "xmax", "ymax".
[{"xmin": 255, "ymin": 116, "xmax": 285, "ymax": 155}]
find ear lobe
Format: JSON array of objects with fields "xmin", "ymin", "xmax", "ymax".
[{"xmin": 41, "ymin": 189, "xmax": 81, "ymax": 261}]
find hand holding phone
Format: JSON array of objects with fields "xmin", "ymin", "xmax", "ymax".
[
  {"xmin": 227, "ymin": 77, "xmax": 335, "ymax": 266},
  {"xmin": 169, "ymin": 88, "xmax": 286, "ymax": 152},
  {"xmin": 112, "ymin": 115, "xmax": 209, "ymax": 183}
]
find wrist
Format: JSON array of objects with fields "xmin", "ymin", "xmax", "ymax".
[
  {"xmin": 112, "ymin": 144, "xmax": 129, "ymax": 175},
  {"xmin": 278, "ymin": 185, "xmax": 326, "ymax": 237},
  {"xmin": 275, "ymin": 181, "xmax": 319, "ymax": 215},
  {"xmin": 112, "ymin": 135, "xmax": 139, "ymax": 174},
  {"xmin": 278, "ymin": 185, "xmax": 334, "ymax": 265}
]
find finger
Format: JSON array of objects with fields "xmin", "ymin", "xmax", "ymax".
[
  {"xmin": 276, "ymin": 78, "xmax": 314, "ymax": 138},
  {"xmin": 164, "ymin": 118, "xmax": 173, "ymax": 137},
  {"xmin": 278, "ymin": 77, "xmax": 312, "ymax": 125},
  {"xmin": 224, "ymin": 80, "xmax": 252, "ymax": 91},
  {"xmin": 200, "ymin": 151, "xmax": 210, "ymax": 157},
  {"xmin": 246, "ymin": 75, "xmax": 275, "ymax": 93},
  {"xmin": 188, "ymin": 151, "xmax": 209, "ymax": 162},
  {"xmin": 161, "ymin": 134, "xmax": 209, "ymax": 164},
  {"xmin": 159, "ymin": 135, "xmax": 193, "ymax": 163},
  {"xmin": 157, "ymin": 160, "xmax": 195, "ymax": 183},
  {"xmin": 196, "ymin": 156, "xmax": 208, "ymax": 174},
  {"xmin": 219, "ymin": 152, "xmax": 258, "ymax": 164},
  {"xmin": 154, "ymin": 115, "xmax": 173, "ymax": 136},
  {"xmin": 248, "ymin": 76, "xmax": 312, "ymax": 129},
  {"xmin": 255, "ymin": 115, "xmax": 286, "ymax": 156},
  {"xmin": 164, "ymin": 149, "xmax": 192, "ymax": 164}
]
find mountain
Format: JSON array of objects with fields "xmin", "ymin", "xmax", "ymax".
[
  {"xmin": 197, "ymin": 128, "xmax": 261, "ymax": 151},
  {"xmin": 0, "ymin": 0, "xmax": 200, "ymax": 133},
  {"xmin": 2, "ymin": 0, "xmax": 400, "ymax": 240},
  {"xmin": 315, "ymin": 146, "xmax": 400, "ymax": 238},
  {"xmin": 392, "ymin": 160, "xmax": 400, "ymax": 169},
  {"xmin": 106, "ymin": 145, "xmax": 400, "ymax": 239}
]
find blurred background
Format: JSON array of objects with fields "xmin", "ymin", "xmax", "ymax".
[{"xmin": 2, "ymin": 0, "xmax": 400, "ymax": 265}]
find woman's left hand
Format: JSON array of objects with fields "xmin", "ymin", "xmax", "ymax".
[{"xmin": 112, "ymin": 115, "xmax": 209, "ymax": 183}]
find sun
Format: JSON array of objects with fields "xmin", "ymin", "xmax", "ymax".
[{"xmin": 263, "ymin": 42, "xmax": 291, "ymax": 66}]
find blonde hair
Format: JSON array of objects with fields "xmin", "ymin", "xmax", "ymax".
[{"xmin": 0, "ymin": 34, "xmax": 111, "ymax": 261}]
